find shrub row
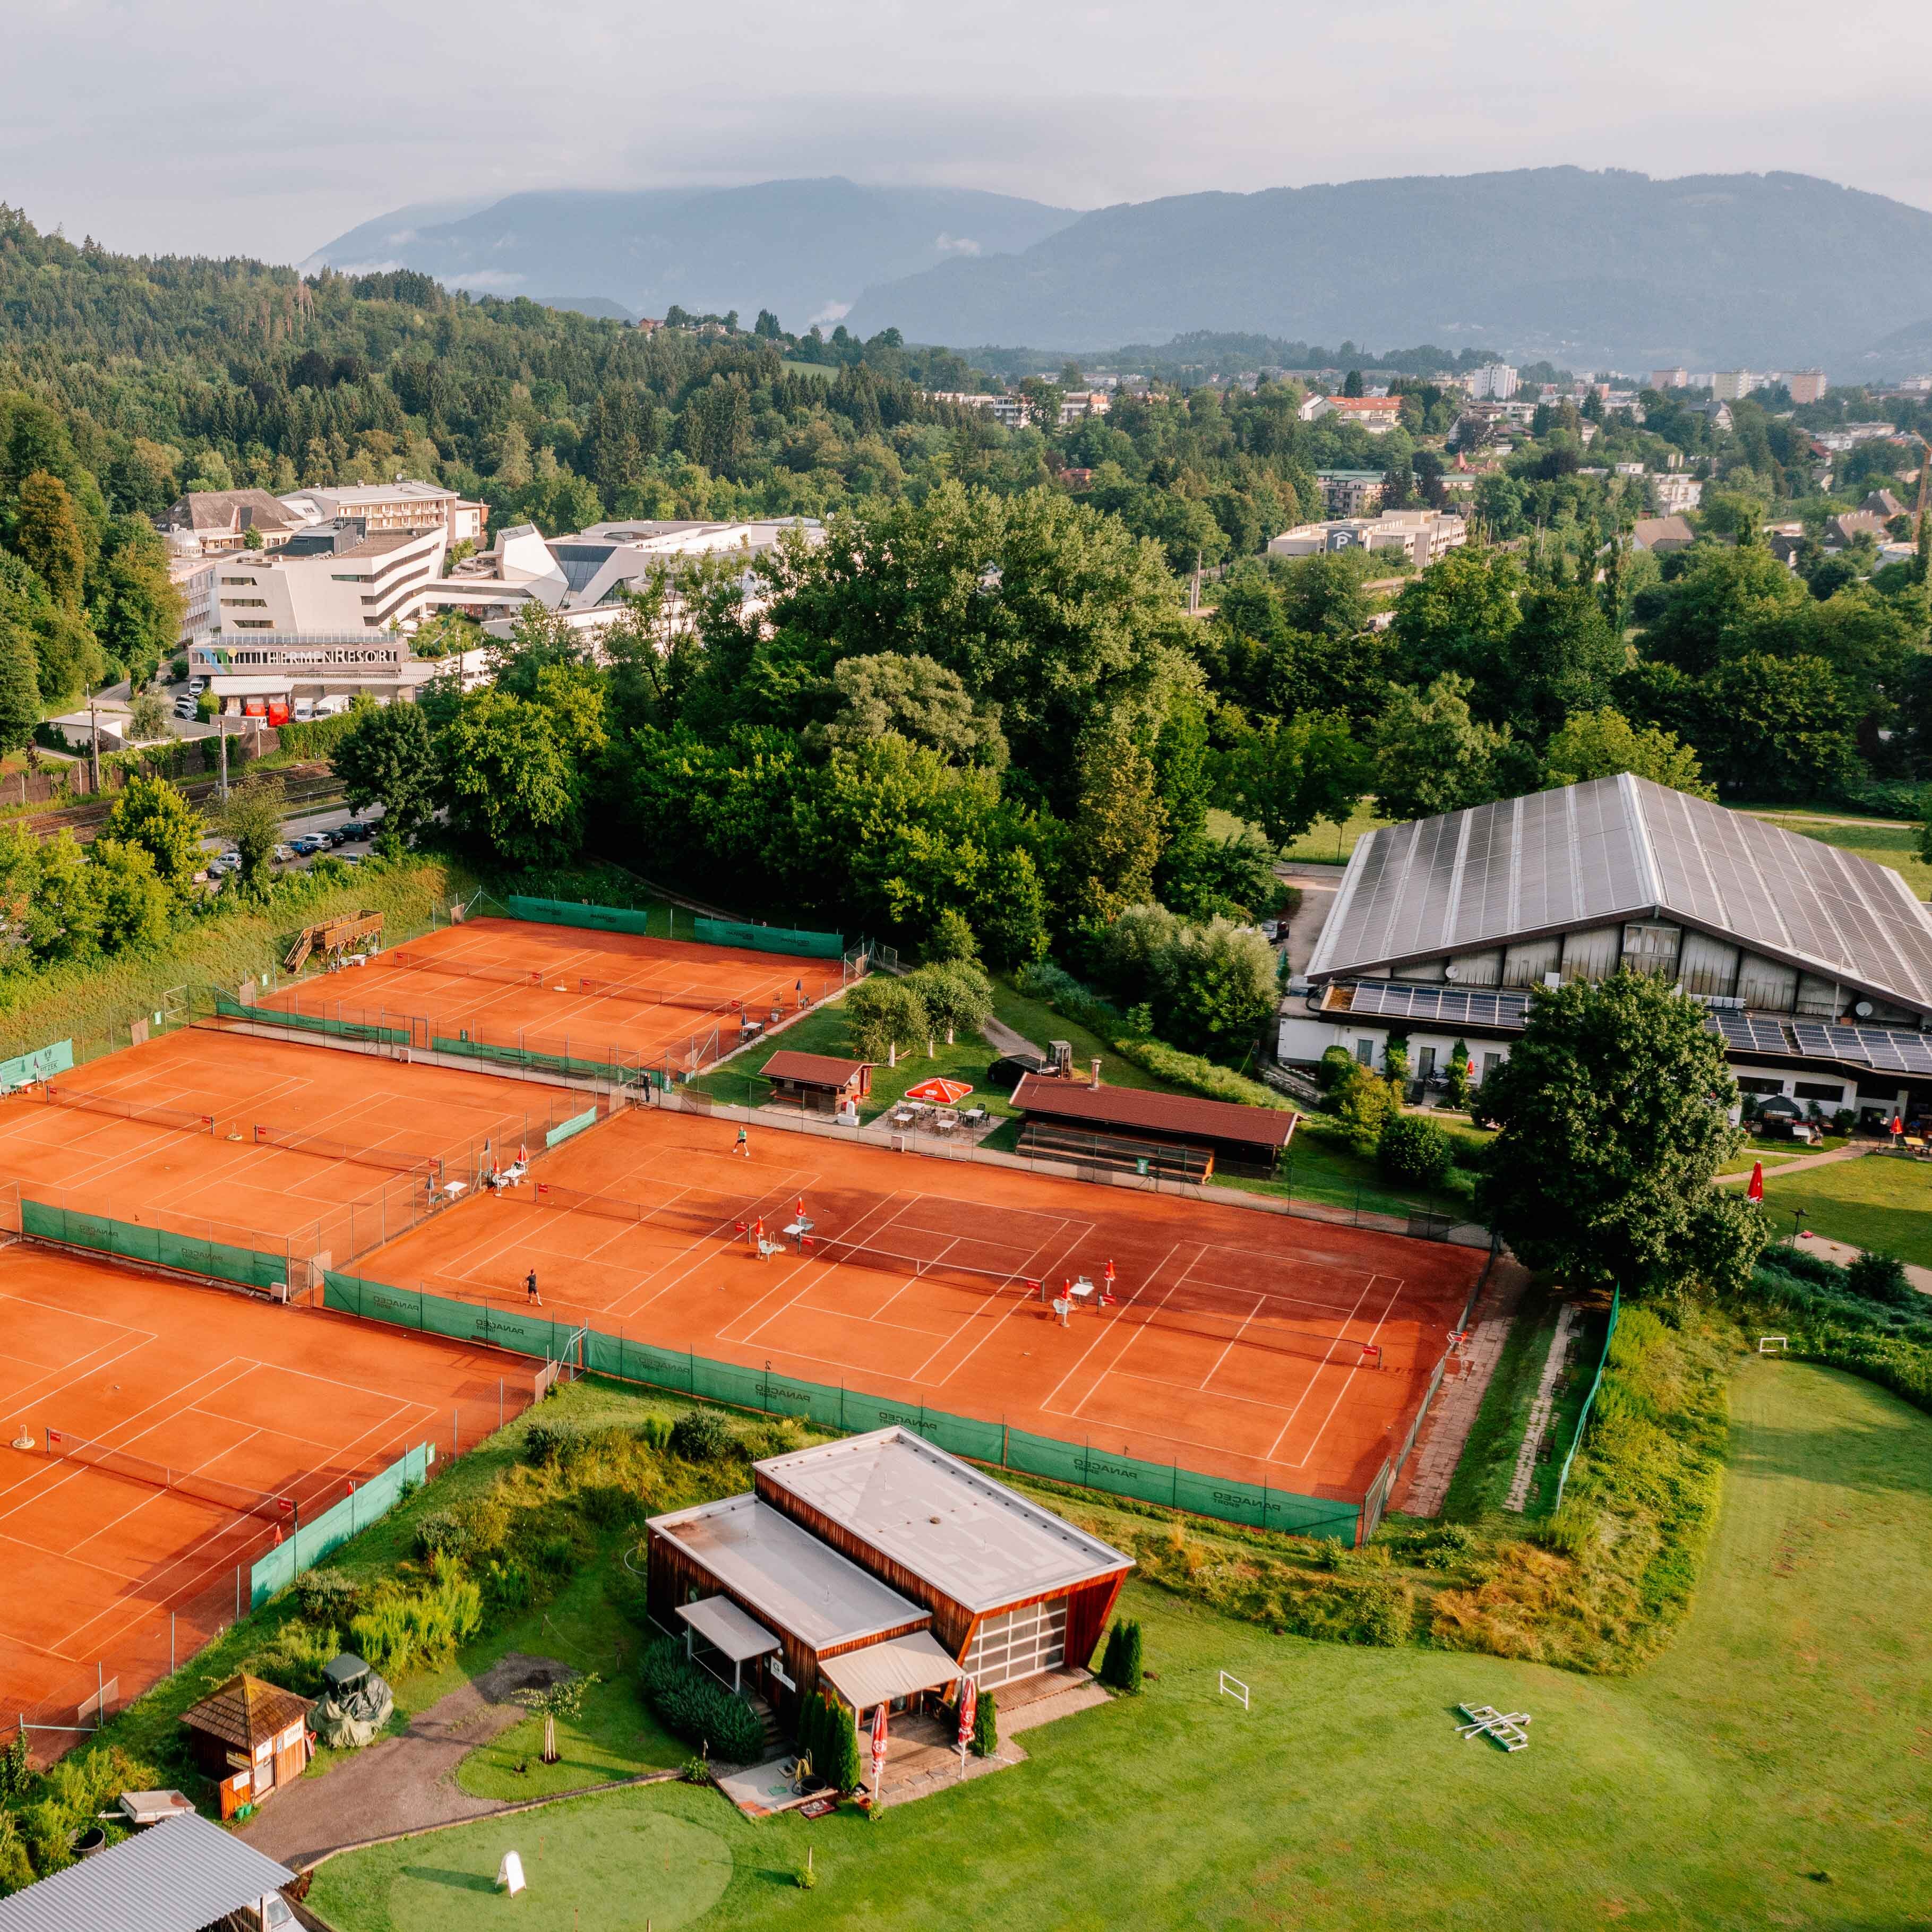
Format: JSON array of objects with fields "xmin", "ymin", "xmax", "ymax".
[
  {"xmin": 1106, "ymin": 1035, "xmax": 1291, "ymax": 1111},
  {"xmin": 636, "ymin": 1638, "xmax": 765, "ymax": 1764}
]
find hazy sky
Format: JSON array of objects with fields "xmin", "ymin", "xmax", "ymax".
[{"xmin": 8, "ymin": 0, "xmax": 1929, "ymax": 260}]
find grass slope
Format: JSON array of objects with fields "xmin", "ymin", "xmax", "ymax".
[
  {"xmin": 313, "ymin": 1357, "xmax": 1932, "ymax": 1931},
  {"xmin": 1759, "ymin": 1150, "xmax": 1932, "ymax": 1267}
]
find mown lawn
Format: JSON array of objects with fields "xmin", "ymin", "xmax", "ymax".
[
  {"xmin": 1758, "ymin": 1149, "xmax": 1932, "ymax": 1266},
  {"xmin": 1275, "ymin": 798, "xmax": 1391, "ymax": 865},
  {"xmin": 312, "ymin": 1357, "xmax": 1932, "ymax": 1932}
]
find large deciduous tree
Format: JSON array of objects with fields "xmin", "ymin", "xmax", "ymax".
[
  {"xmin": 332, "ymin": 698, "xmax": 441, "ymax": 844},
  {"xmin": 101, "ymin": 775, "xmax": 205, "ymax": 896},
  {"xmin": 1476, "ymin": 972, "xmax": 1765, "ymax": 1300}
]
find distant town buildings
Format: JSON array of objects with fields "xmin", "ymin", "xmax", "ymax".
[
  {"xmin": 1650, "ymin": 472, "xmax": 1704, "ymax": 514},
  {"xmin": 1650, "ymin": 367, "xmax": 1689, "ymax": 390},
  {"xmin": 1713, "ymin": 371, "xmax": 1757, "ymax": 401},
  {"xmin": 1812, "ymin": 422, "xmax": 1900, "ymax": 453},
  {"xmin": 1313, "ymin": 469, "xmax": 1387, "ymax": 517},
  {"xmin": 1298, "ymin": 395, "xmax": 1405, "ymax": 434},
  {"xmin": 1268, "ymin": 508, "xmax": 1466, "ymax": 568},
  {"xmin": 1465, "ymin": 362, "xmax": 1519, "ymax": 400},
  {"xmin": 277, "ymin": 480, "xmax": 487, "ymax": 547},
  {"xmin": 1787, "ymin": 370, "xmax": 1828, "ymax": 405},
  {"xmin": 925, "ymin": 391, "xmax": 1110, "ymax": 428},
  {"xmin": 1630, "ymin": 515, "xmax": 1696, "ymax": 554}
]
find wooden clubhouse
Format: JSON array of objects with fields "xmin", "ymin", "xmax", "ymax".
[
  {"xmin": 759, "ymin": 1050, "xmax": 874, "ymax": 1117},
  {"xmin": 1009, "ymin": 1072, "xmax": 1298, "ymax": 1180},
  {"xmin": 646, "ymin": 1427, "xmax": 1132, "ymax": 1728}
]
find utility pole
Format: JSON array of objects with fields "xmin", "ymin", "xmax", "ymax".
[
  {"xmin": 218, "ymin": 716, "xmax": 229, "ymax": 801},
  {"xmin": 88, "ymin": 694, "xmax": 100, "ymax": 794}
]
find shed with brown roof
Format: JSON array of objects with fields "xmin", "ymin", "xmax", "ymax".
[
  {"xmin": 179, "ymin": 1673, "xmax": 312, "ymax": 1817},
  {"xmin": 1630, "ymin": 514, "xmax": 1695, "ymax": 553},
  {"xmin": 760, "ymin": 1050, "xmax": 873, "ymax": 1114},
  {"xmin": 1009, "ymin": 1073, "xmax": 1296, "ymax": 1180}
]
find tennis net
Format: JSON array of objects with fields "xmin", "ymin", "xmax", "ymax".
[
  {"xmin": 252, "ymin": 1122, "xmax": 439, "ymax": 1178},
  {"xmin": 44, "ymin": 1427, "xmax": 296, "ymax": 1525},
  {"xmin": 528, "ymin": 1177, "xmax": 737, "ymax": 1239},
  {"xmin": 390, "ymin": 949, "xmax": 746, "ymax": 1015},
  {"xmin": 43, "ymin": 1087, "xmax": 213, "ymax": 1136}
]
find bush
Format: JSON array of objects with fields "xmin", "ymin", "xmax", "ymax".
[
  {"xmin": 0, "ymin": 1811, "xmax": 33, "ymax": 1897},
  {"xmin": 1330, "ymin": 1061, "xmax": 1398, "ymax": 1156},
  {"xmin": 522, "ymin": 1421, "xmax": 568, "ymax": 1466},
  {"xmin": 1378, "ymin": 1113, "xmax": 1453, "ymax": 1189},
  {"xmin": 971, "ymin": 1686, "xmax": 999, "ymax": 1757},
  {"xmin": 1099, "ymin": 1617, "xmax": 1144, "ymax": 1693},
  {"xmin": 1846, "ymin": 1249, "xmax": 1913, "ymax": 1307},
  {"xmin": 926, "ymin": 908, "xmax": 980, "ymax": 964},
  {"xmin": 249, "ymin": 1619, "xmax": 339, "ymax": 1698},
  {"xmin": 1107, "ymin": 1036, "xmax": 1291, "ymax": 1112},
  {"xmin": 349, "ymin": 1572, "xmax": 483, "ymax": 1673},
  {"xmin": 294, "ymin": 1569, "xmax": 364, "ymax": 1627},
  {"xmin": 1317, "ymin": 1043, "xmax": 1358, "ymax": 1092},
  {"xmin": 636, "ymin": 1639, "xmax": 765, "ymax": 1763},
  {"xmin": 414, "ymin": 1510, "xmax": 470, "ymax": 1560},
  {"xmin": 668, "ymin": 1408, "xmax": 734, "ymax": 1462}
]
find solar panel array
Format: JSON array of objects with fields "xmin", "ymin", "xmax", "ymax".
[
  {"xmin": 1710, "ymin": 1010, "xmax": 1793, "ymax": 1057},
  {"xmin": 1706, "ymin": 1008, "xmax": 1932, "ymax": 1077},
  {"xmin": 1343, "ymin": 982, "xmax": 1531, "ymax": 1029},
  {"xmin": 1308, "ymin": 772, "xmax": 1932, "ymax": 1019},
  {"xmin": 1640, "ymin": 781, "xmax": 1932, "ymax": 1010}
]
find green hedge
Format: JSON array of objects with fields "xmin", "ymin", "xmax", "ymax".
[
  {"xmin": 636, "ymin": 1637, "xmax": 765, "ymax": 1763},
  {"xmin": 1107, "ymin": 1035, "xmax": 1291, "ymax": 1110}
]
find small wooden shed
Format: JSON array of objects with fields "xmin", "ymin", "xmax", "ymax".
[
  {"xmin": 760, "ymin": 1050, "xmax": 873, "ymax": 1116},
  {"xmin": 179, "ymin": 1673, "xmax": 313, "ymax": 1818}
]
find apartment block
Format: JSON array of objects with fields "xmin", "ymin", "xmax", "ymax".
[{"xmin": 1267, "ymin": 509, "xmax": 1466, "ymax": 568}]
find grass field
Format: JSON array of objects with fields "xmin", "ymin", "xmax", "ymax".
[
  {"xmin": 1758, "ymin": 1149, "xmax": 1932, "ymax": 1266},
  {"xmin": 1275, "ymin": 799, "xmax": 1391, "ymax": 866},
  {"xmin": 312, "ymin": 1356, "xmax": 1932, "ymax": 1931}
]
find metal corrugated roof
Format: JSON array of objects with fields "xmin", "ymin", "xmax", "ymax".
[
  {"xmin": 677, "ymin": 1595, "xmax": 782, "ymax": 1662},
  {"xmin": 1008, "ymin": 1076, "xmax": 1297, "ymax": 1150},
  {"xmin": 1308, "ymin": 775, "xmax": 1932, "ymax": 1014},
  {"xmin": 757, "ymin": 1428, "xmax": 1132, "ymax": 1616},
  {"xmin": 0, "ymin": 1811, "xmax": 294, "ymax": 1932}
]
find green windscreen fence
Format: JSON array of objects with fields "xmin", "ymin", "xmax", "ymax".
[
  {"xmin": 546, "ymin": 1105, "xmax": 599, "ymax": 1148},
  {"xmin": 693, "ymin": 918, "xmax": 844, "ymax": 960},
  {"xmin": 24, "ymin": 1198, "xmax": 291, "ymax": 1293},
  {"xmin": 250, "ymin": 1442, "xmax": 432, "ymax": 1609},
  {"xmin": 1, "ymin": 1037, "xmax": 73, "ymax": 1090},
  {"xmin": 322, "ymin": 1273, "xmax": 1359, "ymax": 1542},
  {"xmin": 214, "ymin": 990, "xmax": 408, "ymax": 1046},
  {"xmin": 505, "ymin": 896, "xmax": 653, "ymax": 935}
]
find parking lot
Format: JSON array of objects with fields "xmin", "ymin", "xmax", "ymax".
[{"xmin": 197, "ymin": 801, "xmax": 385, "ymax": 881}]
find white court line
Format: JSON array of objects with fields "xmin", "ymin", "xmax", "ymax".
[
  {"xmin": 909, "ymin": 1219, "xmax": 1095, "ymax": 1386},
  {"xmin": 1271, "ymin": 1274, "xmax": 1409, "ymax": 1469},
  {"xmin": 725, "ymin": 1191, "xmax": 928, "ymax": 1351},
  {"xmin": 1041, "ymin": 1241, "xmax": 1194, "ymax": 1414}
]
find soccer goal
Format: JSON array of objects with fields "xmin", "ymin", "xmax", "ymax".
[
  {"xmin": 1218, "ymin": 1671, "xmax": 1250, "ymax": 1711},
  {"xmin": 1758, "ymin": 1335, "xmax": 1789, "ymax": 1354}
]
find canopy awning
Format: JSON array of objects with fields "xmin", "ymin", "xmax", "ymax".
[
  {"xmin": 819, "ymin": 1631, "xmax": 961, "ymax": 1711},
  {"xmin": 206, "ymin": 674, "xmax": 294, "ymax": 696},
  {"xmin": 677, "ymin": 1595, "xmax": 781, "ymax": 1663}
]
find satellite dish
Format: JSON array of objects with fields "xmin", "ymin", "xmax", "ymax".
[
  {"xmin": 1443, "ymin": 963, "xmax": 1460, "ymax": 981},
  {"xmin": 1854, "ymin": 1001, "xmax": 1874, "ymax": 1018}
]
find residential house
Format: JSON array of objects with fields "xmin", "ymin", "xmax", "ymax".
[
  {"xmin": 277, "ymin": 479, "xmax": 487, "ymax": 547},
  {"xmin": 1268, "ymin": 509, "xmax": 1466, "ymax": 567},
  {"xmin": 1630, "ymin": 515, "xmax": 1696, "ymax": 554},
  {"xmin": 161, "ymin": 489, "xmax": 306, "ymax": 558},
  {"xmin": 1313, "ymin": 469, "xmax": 1387, "ymax": 516},
  {"xmin": 1300, "ymin": 396, "xmax": 1405, "ymax": 434}
]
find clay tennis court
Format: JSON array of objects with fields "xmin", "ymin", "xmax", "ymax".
[
  {"xmin": 351, "ymin": 1105, "xmax": 1483, "ymax": 1504},
  {"xmin": 249, "ymin": 916, "xmax": 846, "ymax": 1077},
  {"xmin": 0, "ymin": 1246, "xmax": 538, "ymax": 1737},
  {"xmin": 0, "ymin": 1025, "xmax": 590, "ymax": 1264}
]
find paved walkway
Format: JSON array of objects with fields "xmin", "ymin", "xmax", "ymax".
[
  {"xmin": 239, "ymin": 1653, "xmax": 580, "ymax": 1866},
  {"xmin": 1391, "ymin": 1257, "xmax": 1529, "ymax": 1518},
  {"xmin": 1778, "ymin": 1230, "xmax": 1932, "ymax": 1297},
  {"xmin": 1274, "ymin": 864, "xmax": 1341, "ymax": 976},
  {"xmin": 1718, "ymin": 1143, "xmax": 1872, "ymax": 1185},
  {"xmin": 982, "ymin": 1014, "xmax": 1043, "ymax": 1060}
]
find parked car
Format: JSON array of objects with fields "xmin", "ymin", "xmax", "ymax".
[
  {"xmin": 293, "ymin": 700, "xmax": 317, "ymax": 723},
  {"xmin": 273, "ymin": 844, "xmax": 296, "ymax": 862},
  {"xmin": 174, "ymin": 697, "xmax": 198, "ymax": 719},
  {"xmin": 208, "ymin": 851, "xmax": 241, "ymax": 874},
  {"xmin": 290, "ymin": 835, "xmax": 325, "ymax": 856},
  {"xmin": 337, "ymin": 821, "xmax": 373, "ymax": 842}
]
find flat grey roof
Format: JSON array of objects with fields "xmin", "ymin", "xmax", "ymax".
[
  {"xmin": 649, "ymin": 1494, "xmax": 926, "ymax": 1652},
  {"xmin": 757, "ymin": 1427, "xmax": 1132, "ymax": 1615},
  {"xmin": 0, "ymin": 1810, "xmax": 294, "ymax": 1932},
  {"xmin": 1308, "ymin": 774, "xmax": 1932, "ymax": 1016}
]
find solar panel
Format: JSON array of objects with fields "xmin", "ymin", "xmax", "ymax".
[{"xmin": 1341, "ymin": 982, "xmax": 1529, "ymax": 1029}]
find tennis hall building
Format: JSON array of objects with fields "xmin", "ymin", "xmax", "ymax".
[
  {"xmin": 646, "ymin": 1427, "xmax": 1131, "ymax": 1726},
  {"xmin": 1280, "ymin": 774, "xmax": 1932, "ymax": 1125}
]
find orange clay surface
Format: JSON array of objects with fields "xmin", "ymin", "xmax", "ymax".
[
  {"xmin": 354, "ymin": 1105, "xmax": 1484, "ymax": 1503},
  {"xmin": 0, "ymin": 1246, "xmax": 534, "ymax": 1727},
  {"xmin": 254, "ymin": 917, "xmax": 843, "ymax": 1072},
  {"xmin": 0, "ymin": 1026, "xmax": 580, "ymax": 1255}
]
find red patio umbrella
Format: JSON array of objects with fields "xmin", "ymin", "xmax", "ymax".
[{"xmin": 870, "ymin": 1700, "xmax": 889, "ymax": 1797}]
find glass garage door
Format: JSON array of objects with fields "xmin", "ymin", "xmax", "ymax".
[{"xmin": 964, "ymin": 1599, "xmax": 1068, "ymax": 1689}]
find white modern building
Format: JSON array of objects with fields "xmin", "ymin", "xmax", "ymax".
[
  {"xmin": 1268, "ymin": 509, "xmax": 1466, "ymax": 567},
  {"xmin": 1466, "ymin": 363, "xmax": 1518, "ymax": 400},
  {"xmin": 277, "ymin": 480, "xmax": 487, "ymax": 547},
  {"xmin": 1280, "ymin": 775, "xmax": 1932, "ymax": 1126},
  {"xmin": 181, "ymin": 524, "xmax": 448, "ymax": 648},
  {"xmin": 1298, "ymin": 396, "xmax": 1405, "ymax": 433},
  {"xmin": 445, "ymin": 517, "xmax": 825, "ymax": 640},
  {"xmin": 1650, "ymin": 472, "xmax": 1704, "ymax": 513}
]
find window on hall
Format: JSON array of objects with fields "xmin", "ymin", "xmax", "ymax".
[
  {"xmin": 1355, "ymin": 1039, "xmax": 1375, "ymax": 1066},
  {"xmin": 1481, "ymin": 1052, "xmax": 1502, "ymax": 1078},
  {"xmin": 1736, "ymin": 1077, "xmax": 1785, "ymax": 1095},
  {"xmin": 1793, "ymin": 1081, "xmax": 1844, "ymax": 1103},
  {"xmin": 963, "ymin": 1599, "xmax": 1068, "ymax": 1690},
  {"xmin": 220, "ymin": 576, "xmax": 256, "ymax": 586},
  {"xmin": 1416, "ymin": 1046, "xmax": 1437, "ymax": 1080},
  {"xmin": 220, "ymin": 597, "xmax": 267, "ymax": 607}
]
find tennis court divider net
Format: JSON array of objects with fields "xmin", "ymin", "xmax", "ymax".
[
  {"xmin": 44, "ymin": 1087, "xmax": 213, "ymax": 1136},
  {"xmin": 44, "ymin": 1426, "xmax": 294, "ymax": 1524},
  {"xmin": 319, "ymin": 1270, "xmax": 1362, "ymax": 1543}
]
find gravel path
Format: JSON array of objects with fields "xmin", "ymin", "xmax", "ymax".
[{"xmin": 238, "ymin": 1653, "xmax": 574, "ymax": 1867}]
